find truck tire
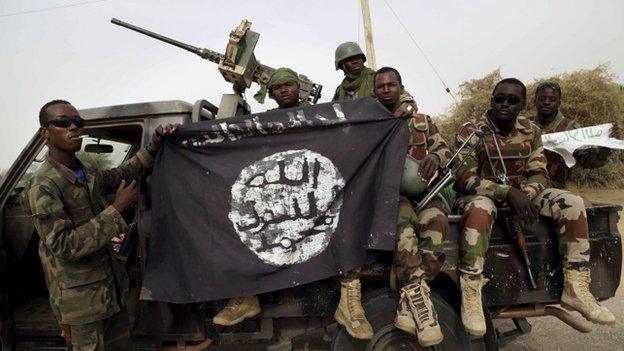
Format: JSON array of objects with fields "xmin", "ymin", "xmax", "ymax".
[{"xmin": 331, "ymin": 287, "xmax": 473, "ymax": 351}]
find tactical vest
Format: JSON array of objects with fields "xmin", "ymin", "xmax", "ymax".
[
  {"xmin": 407, "ymin": 113, "xmax": 429, "ymax": 160},
  {"xmin": 478, "ymin": 118, "xmax": 535, "ymax": 188}
]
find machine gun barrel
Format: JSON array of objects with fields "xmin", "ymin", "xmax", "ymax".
[{"xmin": 111, "ymin": 18, "xmax": 223, "ymax": 64}]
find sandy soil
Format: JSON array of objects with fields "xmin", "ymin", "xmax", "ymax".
[{"xmin": 501, "ymin": 186, "xmax": 624, "ymax": 351}]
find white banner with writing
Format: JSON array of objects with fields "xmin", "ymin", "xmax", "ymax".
[{"xmin": 541, "ymin": 123, "xmax": 624, "ymax": 167}]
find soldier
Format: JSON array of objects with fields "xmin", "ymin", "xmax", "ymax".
[
  {"xmin": 213, "ymin": 67, "xmax": 375, "ymax": 340},
  {"xmin": 333, "ymin": 41, "xmax": 417, "ymax": 118},
  {"xmin": 531, "ymin": 81, "xmax": 613, "ymax": 188},
  {"xmin": 374, "ymin": 67, "xmax": 452, "ymax": 346},
  {"xmin": 26, "ymin": 100, "xmax": 176, "ymax": 350},
  {"xmin": 453, "ymin": 78, "xmax": 616, "ymax": 336},
  {"xmin": 213, "ymin": 68, "xmax": 306, "ymax": 328}
]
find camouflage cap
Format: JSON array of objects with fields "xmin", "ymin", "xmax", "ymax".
[
  {"xmin": 254, "ymin": 68, "xmax": 299, "ymax": 104},
  {"xmin": 267, "ymin": 68, "xmax": 299, "ymax": 90}
]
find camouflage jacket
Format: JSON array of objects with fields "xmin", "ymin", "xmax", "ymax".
[
  {"xmin": 454, "ymin": 111, "xmax": 550, "ymax": 202},
  {"xmin": 531, "ymin": 110, "xmax": 610, "ymax": 188},
  {"xmin": 408, "ymin": 113, "xmax": 452, "ymax": 167},
  {"xmin": 26, "ymin": 148, "xmax": 152, "ymax": 325}
]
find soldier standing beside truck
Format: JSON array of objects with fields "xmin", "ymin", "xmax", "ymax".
[
  {"xmin": 531, "ymin": 81, "xmax": 613, "ymax": 189},
  {"xmin": 453, "ymin": 78, "xmax": 616, "ymax": 337},
  {"xmin": 26, "ymin": 100, "xmax": 176, "ymax": 350},
  {"xmin": 373, "ymin": 67, "xmax": 452, "ymax": 347}
]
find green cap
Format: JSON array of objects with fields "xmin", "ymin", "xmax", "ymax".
[
  {"xmin": 254, "ymin": 67, "xmax": 299, "ymax": 104},
  {"xmin": 334, "ymin": 42, "xmax": 366, "ymax": 70}
]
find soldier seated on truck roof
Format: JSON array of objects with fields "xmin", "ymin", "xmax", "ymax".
[
  {"xmin": 452, "ymin": 78, "xmax": 616, "ymax": 337},
  {"xmin": 373, "ymin": 66, "xmax": 453, "ymax": 347},
  {"xmin": 212, "ymin": 67, "xmax": 374, "ymax": 341}
]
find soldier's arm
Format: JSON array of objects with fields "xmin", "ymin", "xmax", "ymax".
[
  {"xmin": 27, "ymin": 183, "xmax": 127, "ymax": 261},
  {"xmin": 99, "ymin": 147, "xmax": 153, "ymax": 192},
  {"xmin": 399, "ymin": 91, "xmax": 417, "ymax": 110},
  {"xmin": 426, "ymin": 116, "xmax": 452, "ymax": 167},
  {"xmin": 521, "ymin": 127, "xmax": 551, "ymax": 200},
  {"xmin": 453, "ymin": 125, "xmax": 511, "ymax": 201},
  {"xmin": 567, "ymin": 120, "xmax": 612, "ymax": 169}
]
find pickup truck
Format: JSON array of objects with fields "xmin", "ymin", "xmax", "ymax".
[{"xmin": 0, "ymin": 100, "xmax": 620, "ymax": 351}]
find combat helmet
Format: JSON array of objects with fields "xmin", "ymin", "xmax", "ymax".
[
  {"xmin": 400, "ymin": 155, "xmax": 430, "ymax": 198},
  {"xmin": 334, "ymin": 42, "xmax": 367, "ymax": 70}
]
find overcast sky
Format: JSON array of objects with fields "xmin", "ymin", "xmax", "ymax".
[{"xmin": 1, "ymin": 0, "xmax": 623, "ymax": 170}]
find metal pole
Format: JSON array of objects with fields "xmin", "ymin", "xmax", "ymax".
[{"xmin": 360, "ymin": 0, "xmax": 377, "ymax": 70}]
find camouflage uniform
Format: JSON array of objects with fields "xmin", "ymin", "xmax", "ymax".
[
  {"xmin": 396, "ymin": 113, "xmax": 453, "ymax": 283},
  {"xmin": 531, "ymin": 110, "xmax": 611, "ymax": 188},
  {"xmin": 454, "ymin": 112, "xmax": 590, "ymax": 274},
  {"xmin": 26, "ymin": 148, "xmax": 153, "ymax": 350}
]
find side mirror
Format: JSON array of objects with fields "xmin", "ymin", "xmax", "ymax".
[{"xmin": 84, "ymin": 144, "xmax": 114, "ymax": 154}]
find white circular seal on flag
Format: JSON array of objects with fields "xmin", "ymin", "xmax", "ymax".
[{"xmin": 229, "ymin": 149, "xmax": 345, "ymax": 266}]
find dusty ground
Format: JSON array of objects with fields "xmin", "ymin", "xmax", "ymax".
[{"xmin": 500, "ymin": 186, "xmax": 624, "ymax": 351}]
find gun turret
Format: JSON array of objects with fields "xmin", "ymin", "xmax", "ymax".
[{"xmin": 111, "ymin": 18, "xmax": 322, "ymax": 106}]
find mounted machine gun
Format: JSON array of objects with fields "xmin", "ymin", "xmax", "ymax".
[{"xmin": 111, "ymin": 18, "xmax": 323, "ymax": 118}]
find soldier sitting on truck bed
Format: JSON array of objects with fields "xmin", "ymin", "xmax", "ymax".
[
  {"xmin": 453, "ymin": 78, "xmax": 616, "ymax": 337},
  {"xmin": 332, "ymin": 41, "xmax": 417, "ymax": 118},
  {"xmin": 531, "ymin": 81, "xmax": 614, "ymax": 189},
  {"xmin": 213, "ymin": 68, "xmax": 372, "ymax": 340},
  {"xmin": 25, "ymin": 100, "xmax": 177, "ymax": 351},
  {"xmin": 373, "ymin": 67, "xmax": 453, "ymax": 347}
]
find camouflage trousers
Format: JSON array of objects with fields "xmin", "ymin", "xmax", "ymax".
[
  {"xmin": 395, "ymin": 196, "xmax": 448, "ymax": 283},
  {"xmin": 456, "ymin": 188, "xmax": 590, "ymax": 275},
  {"xmin": 67, "ymin": 308, "xmax": 131, "ymax": 351}
]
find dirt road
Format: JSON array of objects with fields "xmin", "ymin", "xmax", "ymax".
[{"xmin": 500, "ymin": 187, "xmax": 624, "ymax": 351}]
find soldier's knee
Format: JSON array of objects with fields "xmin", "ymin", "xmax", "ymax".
[
  {"xmin": 560, "ymin": 191, "xmax": 585, "ymax": 209},
  {"xmin": 465, "ymin": 196, "xmax": 497, "ymax": 218}
]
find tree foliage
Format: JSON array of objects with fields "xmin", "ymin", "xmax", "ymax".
[{"xmin": 435, "ymin": 64, "xmax": 624, "ymax": 188}]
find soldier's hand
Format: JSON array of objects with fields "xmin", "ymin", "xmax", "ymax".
[
  {"xmin": 419, "ymin": 154, "xmax": 440, "ymax": 181},
  {"xmin": 507, "ymin": 187, "xmax": 539, "ymax": 224},
  {"xmin": 393, "ymin": 102, "xmax": 417, "ymax": 118},
  {"xmin": 609, "ymin": 124, "xmax": 619, "ymax": 139},
  {"xmin": 112, "ymin": 180, "xmax": 138, "ymax": 213},
  {"xmin": 150, "ymin": 124, "xmax": 180, "ymax": 151}
]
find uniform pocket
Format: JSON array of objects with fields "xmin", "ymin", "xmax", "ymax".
[{"xmin": 58, "ymin": 274, "xmax": 117, "ymax": 324}]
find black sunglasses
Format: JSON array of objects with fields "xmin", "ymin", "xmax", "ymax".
[
  {"xmin": 42, "ymin": 117, "xmax": 85, "ymax": 128},
  {"xmin": 492, "ymin": 94, "xmax": 523, "ymax": 105}
]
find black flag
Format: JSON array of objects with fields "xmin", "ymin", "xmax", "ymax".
[{"xmin": 142, "ymin": 98, "xmax": 408, "ymax": 303}]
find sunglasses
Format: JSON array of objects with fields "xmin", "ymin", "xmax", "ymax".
[
  {"xmin": 42, "ymin": 117, "xmax": 85, "ymax": 128},
  {"xmin": 492, "ymin": 94, "xmax": 523, "ymax": 105},
  {"xmin": 537, "ymin": 82, "xmax": 560, "ymax": 91}
]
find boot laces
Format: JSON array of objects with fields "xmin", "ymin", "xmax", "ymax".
[
  {"xmin": 464, "ymin": 279, "xmax": 482, "ymax": 313},
  {"xmin": 404, "ymin": 281, "xmax": 435, "ymax": 326},
  {"xmin": 225, "ymin": 297, "xmax": 245, "ymax": 311},
  {"xmin": 575, "ymin": 272, "xmax": 599, "ymax": 306},
  {"xmin": 346, "ymin": 281, "xmax": 366, "ymax": 320}
]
